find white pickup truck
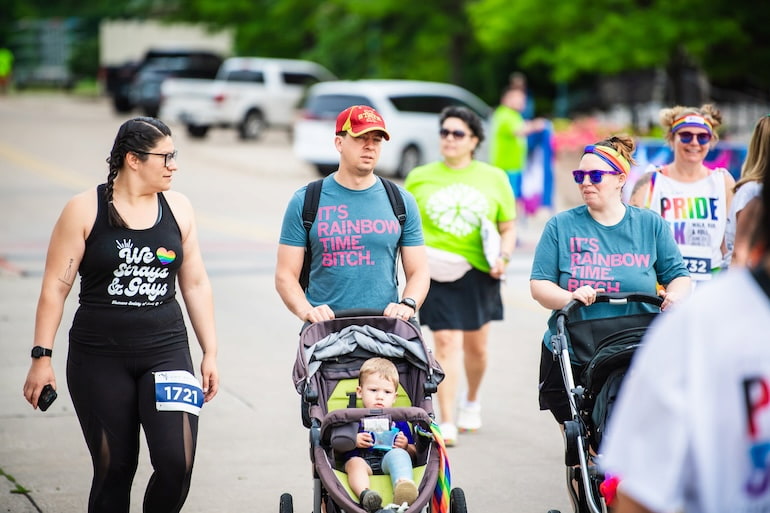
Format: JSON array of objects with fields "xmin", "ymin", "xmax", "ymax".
[{"xmin": 159, "ymin": 57, "xmax": 336, "ymax": 140}]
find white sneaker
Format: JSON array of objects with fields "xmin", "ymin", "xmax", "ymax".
[
  {"xmin": 457, "ymin": 402, "xmax": 482, "ymax": 432},
  {"xmin": 439, "ymin": 423, "xmax": 458, "ymax": 447}
]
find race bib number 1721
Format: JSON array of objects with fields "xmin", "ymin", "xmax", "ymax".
[{"xmin": 154, "ymin": 370, "xmax": 204, "ymax": 415}]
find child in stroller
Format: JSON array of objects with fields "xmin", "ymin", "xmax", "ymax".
[
  {"xmin": 547, "ymin": 293, "xmax": 663, "ymax": 513},
  {"xmin": 340, "ymin": 357, "xmax": 420, "ymax": 512},
  {"xmin": 286, "ymin": 310, "xmax": 467, "ymax": 513}
]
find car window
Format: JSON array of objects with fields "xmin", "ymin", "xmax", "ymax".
[
  {"xmin": 304, "ymin": 94, "xmax": 372, "ymax": 118},
  {"xmin": 389, "ymin": 94, "xmax": 488, "ymax": 118},
  {"xmin": 225, "ymin": 70, "xmax": 265, "ymax": 83},
  {"xmin": 283, "ymin": 72, "xmax": 324, "ymax": 86}
]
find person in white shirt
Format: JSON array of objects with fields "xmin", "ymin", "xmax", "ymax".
[{"xmin": 601, "ymin": 172, "xmax": 770, "ymax": 513}]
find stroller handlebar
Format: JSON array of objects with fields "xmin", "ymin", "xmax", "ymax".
[
  {"xmin": 333, "ymin": 308, "xmax": 385, "ymax": 318},
  {"xmin": 557, "ymin": 292, "xmax": 663, "ymax": 327}
]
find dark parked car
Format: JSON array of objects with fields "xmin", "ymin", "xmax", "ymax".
[{"xmin": 106, "ymin": 48, "xmax": 223, "ymax": 116}]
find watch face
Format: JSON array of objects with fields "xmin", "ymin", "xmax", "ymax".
[
  {"xmin": 401, "ymin": 298, "xmax": 416, "ymax": 309},
  {"xmin": 31, "ymin": 346, "xmax": 51, "ymax": 358}
]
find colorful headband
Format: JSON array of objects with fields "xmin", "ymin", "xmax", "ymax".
[
  {"xmin": 582, "ymin": 144, "xmax": 631, "ymax": 175},
  {"xmin": 671, "ymin": 114, "xmax": 713, "ymax": 135}
]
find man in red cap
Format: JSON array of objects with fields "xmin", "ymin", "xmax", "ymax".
[{"xmin": 275, "ymin": 105, "xmax": 429, "ymax": 324}]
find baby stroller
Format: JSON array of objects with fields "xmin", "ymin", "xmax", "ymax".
[
  {"xmin": 284, "ymin": 309, "xmax": 467, "ymax": 513},
  {"xmin": 547, "ymin": 293, "xmax": 663, "ymax": 513}
]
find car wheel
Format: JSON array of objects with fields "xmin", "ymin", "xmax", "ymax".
[
  {"xmin": 396, "ymin": 145, "xmax": 421, "ymax": 178},
  {"xmin": 112, "ymin": 96, "xmax": 133, "ymax": 113},
  {"xmin": 186, "ymin": 124, "xmax": 210, "ymax": 139},
  {"xmin": 239, "ymin": 109, "xmax": 266, "ymax": 140}
]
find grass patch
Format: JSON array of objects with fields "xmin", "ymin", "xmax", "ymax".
[{"xmin": 0, "ymin": 467, "xmax": 31, "ymax": 494}]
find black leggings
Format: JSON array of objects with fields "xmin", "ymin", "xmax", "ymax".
[{"xmin": 67, "ymin": 346, "xmax": 198, "ymax": 513}]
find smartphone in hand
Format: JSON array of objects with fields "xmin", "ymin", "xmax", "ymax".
[{"xmin": 38, "ymin": 384, "xmax": 57, "ymax": 411}]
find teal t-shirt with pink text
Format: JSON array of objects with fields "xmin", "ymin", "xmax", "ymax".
[
  {"xmin": 530, "ymin": 205, "xmax": 688, "ymax": 348},
  {"xmin": 279, "ymin": 175, "xmax": 424, "ymax": 312}
]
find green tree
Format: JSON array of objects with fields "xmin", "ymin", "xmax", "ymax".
[{"xmin": 467, "ymin": 0, "xmax": 761, "ymax": 103}]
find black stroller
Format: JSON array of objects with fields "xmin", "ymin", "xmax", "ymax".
[
  {"xmin": 283, "ymin": 310, "xmax": 467, "ymax": 513},
  {"xmin": 546, "ymin": 293, "xmax": 663, "ymax": 513}
]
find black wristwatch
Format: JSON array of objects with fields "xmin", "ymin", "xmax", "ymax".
[
  {"xmin": 399, "ymin": 297, "xmax": 417, "ymax": 311},
  {"xmin": 31, "ymin": 346, "xmax": 52, "ymax": 359}
]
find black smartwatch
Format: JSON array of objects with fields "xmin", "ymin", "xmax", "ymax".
[
  {"xmin": 399, "ymin": 297, "xmax": 417, "ymax": 311},
  {"xmin": 31, "ymin": 346, "xmax": 52, "ymax": 359}
]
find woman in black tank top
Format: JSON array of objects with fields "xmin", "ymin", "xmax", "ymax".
[{"xmin": 22, "ymin": 117, "xmax": 219, "ymax": 513}]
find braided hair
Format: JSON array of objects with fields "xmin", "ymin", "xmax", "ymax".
[{"xmin": 104, "ymin": 117, "xmax": 172, "ymax": 228}]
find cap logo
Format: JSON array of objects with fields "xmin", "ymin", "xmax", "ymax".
[{"xmin": 358, "ymin": 109, "xmax": 382, "ymax": 123}]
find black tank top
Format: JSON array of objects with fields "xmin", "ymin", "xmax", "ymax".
[{"xmin": 70, "ymin": 184, "xmax": 188, "ymax": 354}]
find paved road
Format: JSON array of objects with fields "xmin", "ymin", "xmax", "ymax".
[{"xmin": 0, "ymin": 94, "xmax": 572, "ymax": 513}]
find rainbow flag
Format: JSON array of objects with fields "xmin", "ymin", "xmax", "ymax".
[{"xmin": 429, "ymin": 422, "xmax": 452, "ymax": 513}]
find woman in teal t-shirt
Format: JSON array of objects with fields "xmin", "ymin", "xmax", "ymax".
[
  {"xmin": 405, "ymin": 106, "xmax": 517, "ymax": 446},
  {"xmin": 530, "ymin": 134, "xmax": 691, "ymax": 424}
]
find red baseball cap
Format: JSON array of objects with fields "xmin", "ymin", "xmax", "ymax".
[{"xmin": 335, "ymin": 105, "xmax": 390, "ymax": 140}]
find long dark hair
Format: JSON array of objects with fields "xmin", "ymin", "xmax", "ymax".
[{"xmin": 105, "ymin": 117, "xmax": 172, "ymax": 228}]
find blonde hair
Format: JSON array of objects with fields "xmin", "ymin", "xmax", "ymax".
[
  {"xmin": 660, "ymin": 104, "xmax": 723, "ymax": 144},
  {"xmin": 736, "ymin": 115, "xmax": 770, "ymax": 192},
  {"xmin": 359, "ymin": 357, "xmax": 399, "ymax": 389}
]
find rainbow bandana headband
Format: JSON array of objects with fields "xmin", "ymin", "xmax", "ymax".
[
  {"xmin": 582, "ymin": 144, "xmax": 631, "ymax": 175},
  {"xmin": 671, "ymin": 114, "xmax": 713, "ymax": 135}
]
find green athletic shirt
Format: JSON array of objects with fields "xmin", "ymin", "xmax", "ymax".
[
  {"xmin": 490, "ymin": 104, "xmax": 526, "ymax": 172},
  {"xmin": 405, "ymin": 160, "xmax": 516, "ymax": 272}
]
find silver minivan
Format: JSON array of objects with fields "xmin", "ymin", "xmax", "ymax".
[{"xmin": 293, "ymin": 80, "xmax": 492, "ymax": 177}]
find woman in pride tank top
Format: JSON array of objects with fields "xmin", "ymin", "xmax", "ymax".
[
  {"xmin": 632, "ymin": 104, "xmax": 735, "ymax": 286},
  {"xmin": 22, "ymin": 117, "xmax": 219, "ymax": 513}
]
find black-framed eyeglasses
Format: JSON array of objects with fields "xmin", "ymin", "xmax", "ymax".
[
  {"xmin": 134, "ymin": 150, "xmax": 178, "ymax": 167},
  {"xmin": 572, "ymin": 169, "xmax": 623, "ymax": 184},
  {"xmin": 677, "ymin": 131, "xmax": 711, "ymax": 145},
  {"xmin": 440, "ymin": 128, "xmax": 468, "ymax": 139}
]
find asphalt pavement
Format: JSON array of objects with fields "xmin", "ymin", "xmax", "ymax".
[{"xmin": 0, "ymin": 93, "xmax": 574, "ymax": 513}]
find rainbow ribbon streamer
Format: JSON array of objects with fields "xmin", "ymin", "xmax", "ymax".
[{"xmin": 429, "ymin": 422, "xmax": 451, "ymax": 513}]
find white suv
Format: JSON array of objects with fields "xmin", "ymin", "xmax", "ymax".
[{"xmin": 292, "ymin": 79, "xmax": 492, "ymax": 177}]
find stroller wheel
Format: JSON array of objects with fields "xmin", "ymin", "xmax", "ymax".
[
  {"xmin": 563, "ymin": 420, "xmax": 582, "ymax": 467},
  {"xmin": 450, "ymin": 487, "xmax": 467, "ymax": 513},
  {"xmin": 279, "ymin": 493, "xmax": 293, "ymax": 513}
]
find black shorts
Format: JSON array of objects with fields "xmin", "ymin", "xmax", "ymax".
[
  {"xmin": 538, "ymin": 342, "xmax": 572, "ymax": 423},
  {"xmin": 419, "ymin": 267, "xmax": 503, "ymax": 331}
]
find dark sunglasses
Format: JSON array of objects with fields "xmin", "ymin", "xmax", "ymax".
[
  {"xmin": 440, "ymin": 128, "xmax": 468, "ymax": 139},
  {"xmin": 677, "ymin": 131, "xmax": 712, "ymax": 145},
  {"xmin": 572, "ymin": 169, "xmax": 623, "ymax": 184}
]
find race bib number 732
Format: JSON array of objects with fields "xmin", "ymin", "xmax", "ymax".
[{"xmin": 154, "ymin": 370, "xmax": 204, "ymax": 415}]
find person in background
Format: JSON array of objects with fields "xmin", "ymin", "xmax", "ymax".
[
  {"xmin": 275, "ymin": 105, "xmax": 429, "ymax": 323},
  {"xmin": 22, "ymin": 117, "xmax": 219, "ymax": 513},
  {"xmin": 490, "ymin": 86, "xmax": 546, "ymax": 213},
  {"xmin": 632, "ymin": 104, "xmax": 735, "ymax": 286},
  {"xmin": 601, "ymin": 147, "xmax": 770, "ymax": 513},
  {"xmin": 530, "ymin": 135, "xmax": 690, "ymax": 426},
  {"xmin": 0, "ymin": 47, "xmax": 13, "ymax": 94},
  {"xmin": 724, "ymin": 114, "xmax": 769, "ymax": 268},
  {"xmin": 405, "ymin": 106, "xmax": 517, "ymax": 446}
]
